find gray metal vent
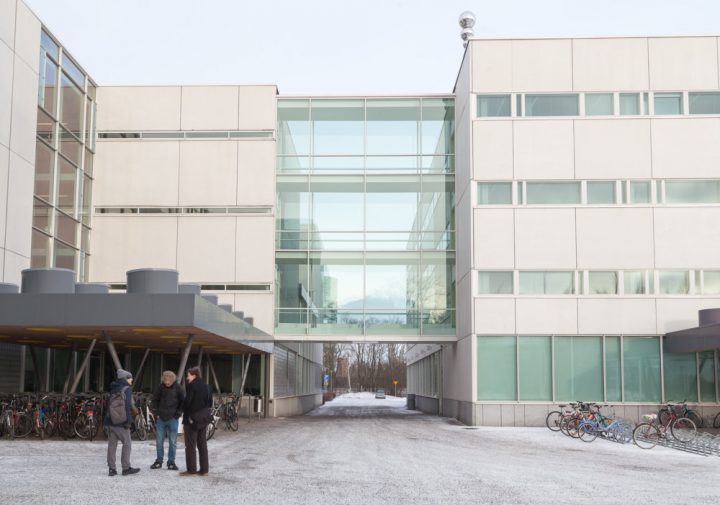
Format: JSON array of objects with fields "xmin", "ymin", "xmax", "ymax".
[
  {"xmin": 126, "ymin": 268, "xmax": 179, "ymax": 294},
  {"xmin": 21, "ymin": 268, "xmax": 75, "ymax": 294}
]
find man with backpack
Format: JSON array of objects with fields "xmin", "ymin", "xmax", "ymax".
[
  {"xmin": 105, "ymin": 369, "xmax": 140, "ymax": 476},
  {"xmin": 150, "ymin": 370, "xmax": 185, "ymax": 471}
]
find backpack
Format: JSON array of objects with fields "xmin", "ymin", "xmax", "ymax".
[{"xmin": 109, "ymin": 385, "xmax": 130, "ymax": 424}]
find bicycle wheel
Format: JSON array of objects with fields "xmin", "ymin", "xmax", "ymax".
[
  {"xmin": 227, "ymin": 409, "xmax": 239, "ymax": 432},
  {"xmin": 566, "ymin": 417, "xmax": 581, "ymax": 438},
  {"xmin": 44, "ymin": 419, "xmax": 56, "ymax": 439},
  {"xmin": 74, "ymin": 414, "xmax": 91, "ymax": 439},
  {"xmin": 633, "ymin": 423, "xmax": 660, "ymax": 449},
  {"xmin": 559, "ymin": 415, "xmax": 575, "ymax": 437},
  {"xmin": 206, "ymin": 421, "xmax": 216, "ymax": 441},
  {"xmin": 578, "ymin": 423, "xmax": 598, "ymax": 443},
  {"xmin": 14, "ymin": 414, "xmax": 33, "ymax": 438},
  {"xmin": 546, "ymin": 411, "xmax": 562, "ymax": 432},
  {"xmin": 671, "ymin": 417, "xmax": 697, "ymax": 443},
  {"xmin": 133, "ymin": 416, "xmax": 147, "ymax": 441},
  {"xmin": 714, "ymin": 412, "xmax": 720, "ymax": 429},
  {"xmin": 686, "ymin": 410, "xmax": 703, "ymax": 429},
  {"xmin": 658, "ymin": 408, "xmax": 672, "ymax": 427}
]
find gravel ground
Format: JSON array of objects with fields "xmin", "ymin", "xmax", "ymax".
[{"xmin": 1, "ymin": 393, "xmax": 719, "ymax": 505}]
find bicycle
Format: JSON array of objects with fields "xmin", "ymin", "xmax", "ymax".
[
  {"xmin": 633, "ymin": 411, "xmax": 697, "ymax": 449},
  {"xmin": 0, "ymin": 396, "xmax": 33, "ymax": 439},
  {"xmin": 74, "ymin": 396, "xmax": 99, "ymax": 441},
  {"xmin": 577, "ymin": 405, "xmax": 633, "ymax": 443},
  {"xmin": 206, "ymin": 395, "xmax": 240, "ymax": 440},
  {"xmin": 658, "ymin": 401, "xmax": 703, "ymax": 429}
]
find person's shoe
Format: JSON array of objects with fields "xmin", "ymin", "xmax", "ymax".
[
  {"xmin": 179, "ymin": 471, "xmax": 197, "ymax": 476},
  {"xmin": 150, "ymin": 461, "xmax": 162, "ymax": 470},
  {"xmin": 197, "ymin": 471, "xmax": 208, "ymax": 476},
  {"xmin": 122, "ymin": 467, "xmax": 141, "ymax": 476},
  {"xmin": 108, "ymin": 468, "xmax": 117, "ymax": 477},
  {"xmin": 167, "ymin": 462, "xmax": 179, "ymax": 471}
]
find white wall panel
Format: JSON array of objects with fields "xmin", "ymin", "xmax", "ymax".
[
  {"xmin": 236, "ymin": 141, "xmax": 275, "ymax": 206},
  {"xmin": 179, "ymin": 141, "xmax": 237, "ymax": 206},
  {"xmin": 93, "ymin": 141, "xmax": 180, "ymax": 206},
  {"xmin": 2, "ymin": 248, "xmax": 27, "ymax": 284},
  {"xmin": 515, "ymin": 209, "xmax": 575, "ymax": 269},
  {"xmin": 89, "ymin": 217, "xmax": 178, "ymax": 282},
  {"xmin": 12, "ymin": 0, "xmax": 38, "ymax": 73},
  {"xmin": 649, "ymin": 37, "xmax": 719, "ymax": 90},
  {"xmin": 4, "ymin": 151, "xmax": 32, "ymax": 256},
  {"xmin": 456, "ymin": 273, "xmax": 473, "ymax": 339},
  {"xmin": 572, "ymin": 38, "xmax": 649, "ymax": 91},
  {"xmin": 474, "ymin": 298, "xmax": 516, "ymax": 334},
  {"xmin": 576, "ymin": 209, "xmax": 654, "ymax": 269},
  {"xmin": 574, "ymin": 120, "xmax": 651, "ymax": 179},
  {"xmin": 470, "ymin": 40, "xmax": 512, "ymax": 93},
  {"xmin": 654, "ymin": 208, "xmax": 720, "ymax": 268},
  {"xmin": 513, "ymin": 121, "xmax": 574, "ymax": 180},
  {"xmin": 96, "ymin": 87, "xmax": 181, "ymax": 131},
  {"xmin": 0, "ymin": 41, "xmax": 12, "ymax": 148},
  {"xmin": 177, "ymin": 217, "xmax": 236, "ymax": 282},
  {"xmin": 577, "ymin": 298, "xmax": 656, "ymax": 334},
  {"xmin": 238, "ymin": 86, "xmax": 276, "ymax": 131},
  {"xmin": 181, "ymin": 86, "xmax": 238, "ymax": 131},
  {"xmin": 651, "ymin": 119, "xmax": 720, "ymax": 179},
  {"xmin": 511, "ymin": 39, "xmax": 573, "ymax": 92},
  {"xmin": 472, "ymin": 121, "xmax": 513, "ymax": 180},
  {"xmin": 0, "ymin": 0, "xmax": 16, "ymax": 51},
  {"xmin": 0, "ymin": 143, "xmax": 8, "ymax": 248},
  {"xmin": 473, "ymin": 209, "xmax": 514, "ymax": 269},
  {"xmin": 656, "ymin": 298, "xmax": 720, "ymax": 333},
  {"xmin": 232, "ymin": 292, "xmax": 273, "ymax": 334},
  {"xmin": 443, "ymin": 335, "xmax": 473, "ymax": 402},
  {"xmin": 516, "ymin": 298, "xmax": 578, "ymax": 334},
  {"xmin": 10, "ymin": 55, "xmax": 38, "ymax": 162},
  {"xmin": 235, "ymin": 216, "xmax": 274, "ymax": 282}
]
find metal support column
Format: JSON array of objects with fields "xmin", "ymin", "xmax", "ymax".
[
  {"xmin": 197, "ymin": 347, "xmax": 204, "ymax": 369},
  {"xmin": 239, "ymin": 354, "xmax": 251, "ymax": 395},
  {"xmin": 28, "ymin": 345, "xmax": 43, "ymax": 392},
  {"xmin": 45, "ymin": 348, "xmax": 52, "ymax": 392},
  {"xmin": 207, "ymin": 354, "xmax": 221, "ymax": 394},
  {"xmin": 134, "ymin": 348, "xmax": 151, "ymax": 387},
  {"xmin": 176, "ymin": 335, "xmax": 194, "ymax": 383},
  {"xmin": 104, "ymin": 332, "xmax": 122, "ymax": 371},
  {"xmin": 69, "ymin": 339, "xmax": 97, "ymax": 394},
  {"xmin": 62, "ymin": 343, "xmax": 77, "ymax": 395}
]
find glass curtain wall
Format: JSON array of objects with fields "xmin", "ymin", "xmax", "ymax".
[
  {"xmin": 34, "ymin": 29, "xmax": 95, "ymax": 280},
  {"xmin": 477, "ymin": 335, "xmax": 718, "ymax": 403},
  {"xmin": 276, "ymin": 98, "xmax": 455, "ymax": 336}
]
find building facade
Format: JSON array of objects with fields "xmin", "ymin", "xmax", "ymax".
[{"xmin": 2, "ymin": 0, "xmax": 720, "ymax": 423}]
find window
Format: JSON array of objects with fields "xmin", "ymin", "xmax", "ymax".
[
  {"xmin": 629, "ymin": 181, "xmax": 651, "ymax": 204},
  {"xmin": 605, "ymin": 336, "xmax": 622, "ymax": 401},
  {"xmin": 624, "ymin": 336, "xmax": 661, "ymax": 402},
  {"xmin": 477, "ymin": 336, "xmax": 517, "ymax": 401},
  {"xmin": 588, "ymin": 271, "xmax": 618, "ymax": 295},
  {"xmin": 664, "ymin": 350, "xmax": 698, "ymax": 402},
  {"xmin": 519, "ymin": 271, "xmax": 574, "ymax": 295},
  {"xmin": 699, "ymin": 351, "xmax": 716, "ymax": 402},
  {"xmin": 665, "ymin": 180, "xmax": 720, "ymax": 204},
  {"xmin": 659, "ymin": 271, "xmax": 689, "ymax": 294},
  {"xmin": 587, "ymin": 181, "xmax": 616, "ymax": 204},
  {"xmin": 624, "ymin": 271, "xmax": 646, "ymax": 295},
  {"xmin": 554, "ymin": 336, "xmax": 603, "ymax": 401},
  {"xmin": 477, "ymin": 182, "xmax": 512, "ymax": 205},
  {"xmin": 519, "ymin": 336, "xmax": 552, "ymax": 400},
  {"xmin": 703, "ymin": 271, "xmax": 720, "ymax": 294},
  {"xmin": 619, "ymin": 93, "xmax": 640, "ymax": 115},
  {"xmin": 525, "ymin": 94, "xmax": 578, "ymax": 116},
  {"xmin": 654, "ymin": 93, "xmax": 683, "ymax": 115},
  {"xmin": 585, "ymin": 93, "xmax": 613, "ymax": 116},
  {"xmin": 478, "ymin": 271, "xmax": 513, "ymax": 294},
  {"xmin": 477, "ymin": 95, "xmax": 511, "ymax": 117},
  {"xmin": 526, "ymin": 181, "xmax": 580, "ymax": 205},
  {"xmin": 689, "ymin": 92, "xmax": 720, "ymax": 115}
]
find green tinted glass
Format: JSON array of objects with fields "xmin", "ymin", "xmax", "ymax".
[
  {"xmin": 554, "ymin": 336, "xmax": 603, "ymax": 401},
  {"xmin": 519, "ymin": 336, "xmax": 551, "ymax": 401},
  {"xmin": 624, "ymin": 336, "xmax": 661, "ymax": 402},
  {"xmin": 477, "ymin": 336, "xmax": 517, "ymax": 401}
]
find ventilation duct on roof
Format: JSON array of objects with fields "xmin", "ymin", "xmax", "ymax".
[
  {"xmin": 126, "ymin": 268, "xmax": 179, "ymax": 294},
  {"xmin": 21, "ymin": 268, "xmax": 75, "ymax": 294}
]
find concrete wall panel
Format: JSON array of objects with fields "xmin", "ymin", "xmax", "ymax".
[
  {"xmin": 649, "ymin": 37, "xmax": 719, "ymax": 90},
  {"xmin": 235, "ymin": 216, "xmax": 274, "ymax": 282},
  {"xmin": 12, "ymin": 0, "xmax": 39, "ymax": 73},
  {"xmin": 4, "ymin": 151, "xmax": 32, "ymax": 256},
  {"xmin": 574, "ymin": 120, "xmax": 651, "ymax": 179},
  {"xmin": 0, "ymin": 0, "xmax": 17, "ymax": 51},
  {"xmin": 177, "ymin": 217, "xmax": 236, "ymax": 282},
  {"xmin": 96, "ymin": 87, "xmax": 182, "ymax": 131},
  {"xmin": 572, "ymin": 38, "xmax": 649, "ymax": 91},
  {"xmin": 0, "ymin": 42, "xmax": 13, "ymax": 147},
  {"xmin": 577, "ymin": 298, "xmax": 657, "ymax": 334},
  {"xmin": 515, "ymin": 209, "xmax": 575, "ymax": 269},
  {"xmin": 656, "ymin": 298, "xmax": 720, "ymax": 333},
  {"xmin": 2, "ymin": 248, "xmax": 27, "ymax": 284},
  {"xmin": 516, "ymin": 298, "xmax": 578, "ymax": 334},
  {"xmin": 576, "ymin": 208, "xmax": 654, "ymax": 269},
  {"xmin": 654, "ymin": 208, "xmax": 720, "ymax": 268},
  {"xmin": 473, "ymin": 208, "xmax": 514, "ymax": 269},
  {"xmin": 231, "ymin": 292, "xmax": 273, "ymax": 334},
  {"xmin": 181, "ymin": 86, "xmax": 239, "ymax": 131},
  {"xmin": 470, "ymin": 40, "xmax": 512, "ymax": 93},
  {"xmin": 513, "ymin": 121, "xmax": 574, "ymax": 180},
  {"xmin": 236, "ymin": 141, "xmax": 275, "ymax": 206},
  {"xmin": 10, "ymin": 55, "xmax": 38, "ymax": 162},
  {"xmin": 179, "ymin": 141, "xmax": 237, "ymax": 206},
  {"xmin": 651, "ymin": 119, "xmax": 720, "ymax": 179},
  {"xmin": 238, "ymin": 86, "xmax": 276, "ymax": 131},
  {"xmin": 512, "ymin": 39, "xmax": 572, "ymax": 92},
  {"xmin": 472, "ymin": 121, "xmax": 513, "ymax": 180},
  {"xmin": 474, "ymin": 298, "xmax": 516, "ymax": 334}
]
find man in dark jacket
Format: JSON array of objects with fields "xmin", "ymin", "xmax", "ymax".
[
  {"xmin": 105, "ymin": 369, "xmax": 140, "ymax": 476},
  {"xmin": 180, "ymin": 366, "xmax": 212, "ymax": 476},
  {"xmin": 150, "ymin": 370, "xmax": 185, "ymax": 470}
]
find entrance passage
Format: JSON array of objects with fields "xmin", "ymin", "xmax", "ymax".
[{"xmin": 307, "ymin": 392, "xmax": 419, "ymax": 419}]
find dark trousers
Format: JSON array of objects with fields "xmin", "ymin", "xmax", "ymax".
[{"xmin": 184, "ymin": 426, "xmax": 209, "ymax": 473}]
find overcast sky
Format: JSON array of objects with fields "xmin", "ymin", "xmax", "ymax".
[{"xmin": 24, "ymin": 0, "xmax": 720, "ymax": 95}]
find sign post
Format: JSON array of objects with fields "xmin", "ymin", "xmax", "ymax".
[{"xmin": 393, "ymin": 379, "xmax": 398, "ymax": 397}]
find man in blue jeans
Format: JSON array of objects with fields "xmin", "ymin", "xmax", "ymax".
[{"xmin": 150, "ymin": 371, "xmax": 185, "ymax": 470}]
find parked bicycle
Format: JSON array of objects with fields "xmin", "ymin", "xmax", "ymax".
[
  {"xmin": 207, "ymin": 394, "xmax": 240, "ymax": 440},
  {"xmin": 658, "ymin": 401, "xmax": 703, "ymax": 429},
  {"xmin": 633, "ymin": 409, "xmax": 697, "ymax": 449}
]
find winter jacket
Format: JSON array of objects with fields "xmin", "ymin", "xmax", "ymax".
[
  {"xmin": 152, "ymin": 382, "xmax": 185, "ymax": 421},
  {"xmin": 182, "ymin": 378, "xmax": 212, "ymax": 426},
  {"xmin": 105, "ymin": 379, "xmax": 133, "ymax": 428}
]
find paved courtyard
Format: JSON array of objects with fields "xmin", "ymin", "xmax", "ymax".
[{"xmin": 1, "ymin": 393, "xmax": 719, "ymax": 504}]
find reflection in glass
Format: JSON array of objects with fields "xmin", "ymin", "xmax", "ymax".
[
  {"xmin": 605, "ymin": 336, "xmax": 622, "ymax": 401},
  {"xmin": 81, "ymin": 175, "xmax": 92, "ymax": 226},
  {"xmin": 37, "ymin": 109, "xmax": 55, "ymax": 146},
  {"xmin": 665, "ymin": 180, "xmax": 720, "ymax": 204},
  {"xmin": 587, "ymin": 181, "xmax": 615, "ymax": 204},
  {"xmin": 663, "ymin": 350, "xmax": 698, "ymax": 402},
  {"xmin": 519, "ymin": 336, "xmax": 552, "ymax": 400},
  {"xmin": 278, "ymin": 100, "xmax": 311, "ymax": 156},
  {"xmin": 689, "ymin": 92, "xmax": 720, "ymax": 114},
  {"xmin": 525, "ymin": 94, "xmax": 578, "ymax": 116},
  {"xmin": 526, "ymin": 181, "xmax": 580, "ymax": 204},
  {"xmin": 34, "ymin": 141, "xmax": 54, "ymax": 201},
  {"xmin": 476, "ymin": 95, "xmax": 511, "ymax": 117},
  {"xmin": 55, "ymin": 211, "xmax": 78, "ymax": 247},
  {"xmin": 654, "ymin": 92, "xmax": 683, "ymax": 115},
  {"xmin": 365, "ymin": 252, "xmax": 418, "ymax": 310},
  {"xmin": 477, "ymin": 336, "xmax": 517, "ymax": 401},
  {"xmin": 659, "ymin": 271, "xmax": 689, "ymax": 294},
  {"xmin": 630, "ymin": 181, "xmax": 650, "ymax": 204},
  {"xmin": 624, "ymin": 271, "xmax": 646, "ymax": 295},
  {"xmin": 56, "ymin": 157, "xmax": 77, "ymax": 215},
  {"xmin": 41, "ymin": 30, "xmax": 59, "ymax": 59},
  {"xmin": 310, "ymin": 252, "xmax": 364, "ymax": 310},
  {"xmin": 366, "ymin": 99, "xmax": 419, "ymax": 155},
  {"xmin": 585, "ymin": 93, "xmax": 613, "ymax": 115},
  {"xmin": 312, "ymin": 100, "xmax": 364, "ymax": 155},
  {"xmin": 478, "ymin": 182, "xmax": 512, "ymax": 205},
  {"xmin": 59, "ymin": 127, "xmax": 82, "ymax": 166},
  {"xmin": 619, "ymin": 93, "xmax": 640, "ymax": 115},
  {"xmin": 39, "ymin": 54, "xmax": 58, "ymax": 116},
  {"xmin": 588, "ymin": 271, "xmax": 617, "ymax": 294},
  {"xmin": 53, "ymin": 239, "xmax": 76, "ymax": 270},
  {"xmin": 519, "ymin": 271, "xmax": 574, "ymax": 295},
  {"xmin": 31, "ymin": 230, "xmax": 50, "ymax": 268},
  {"xmin": 421, "ymin": 98, "xmax": 454, "ymax": 155},
  {"xmin": 699, "ymin": 351, "xmax": 716, "ymax": 402},
  {"xmin": 32, "ymin": 198, "xmax": 51, "ymax": 233},
  {"xmin": 478, "ymin": 271, "xmax": 513, "ymax": 294},
  {"xmin": 60, "ymin": 74, "xmax": 84, "ymax": 138},
  {"xmin": 554, "ymin": 336, "xmax": 603, "ymax": 401},
  {"xmin": 704, "ymin": 271, "xmax": 720, "ymax": 294},
  {"xmin": 624, "ymin": 336, "xmax": 661, "ymax": 402}
]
